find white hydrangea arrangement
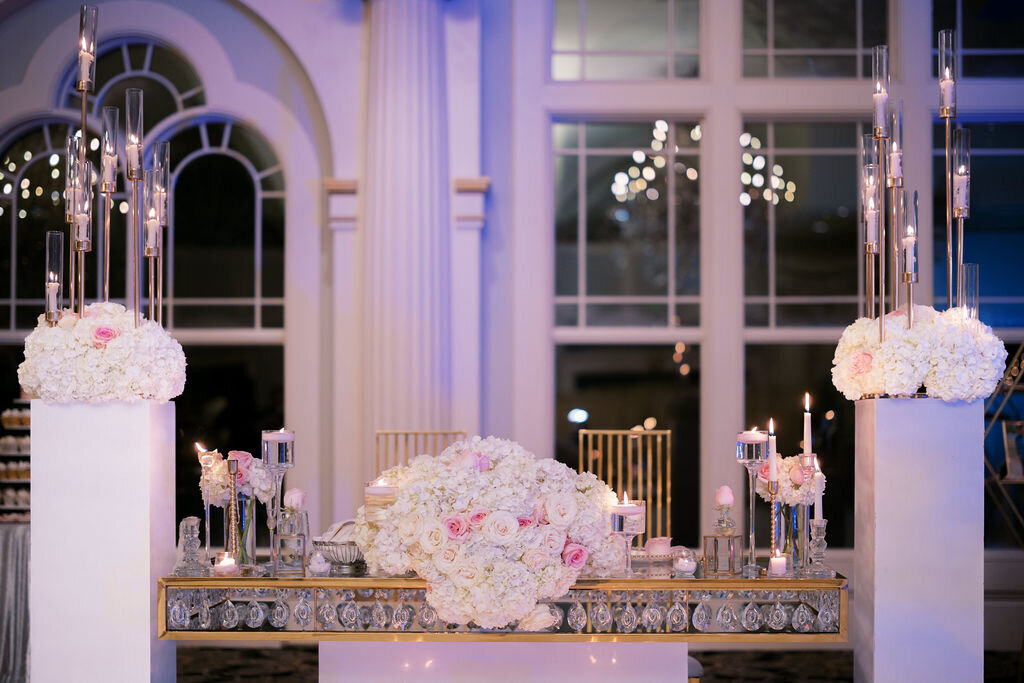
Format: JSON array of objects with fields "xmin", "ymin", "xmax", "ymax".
[
  {"xmin": 832, "ymin": 305, "xmax": 1005, "ymax": 403},
  {"xmin": 353, "ymin": 436, "xmax": 624, "ymax": 629},
  {"xmin": 18, "ymin": 302, "xmax": 186, "ymax": 404},
  {"xmin": 754, "ymin": 455, "xmax": 825, "ymax": 507},
  {"xmin": 198, "ymin": 450, "xmax": 275, "ymax": 507}
]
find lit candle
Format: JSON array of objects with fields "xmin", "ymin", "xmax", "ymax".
[
  {"xmin": 74, "ymin": 212, "xmax": 89, "ymax": 242},
  {"xmin": 814, "ymin": 460, "xmax": 825, "ymax": 523},
  {"xmin": 613, "ymin": 491, "xmax": 643, "ymax": 515},
  {"xmin": 953, "ymin": 166, "xmax": 969, "ymax": 210},
  {"xmin": 102, "ymin": 152, "xmax": 117, "ymax": 186},
  {"xmin": 768, "ymin": 418, "xmax": 777, "ymax": 482},
  {"xmin": 902, "ymin": 226, "xmax": 917, "ymax": 275},
  {"xmin": 195, "ymin": 442, "xmax": 218, "ymax": 468},
  {"xmin": 872, "ymin": 89, "xmax": 888, "ymax": 128},
  {"xmin": 674, "ymin": 555, "xmax": 697, "ymax": 575},
  {"xmin": 364, "ymin": 477, "xmax": 399, "ymax": 497},
  {"xmin": 888, "ymin": 144, "xmax": 902, "ymax": 179},
  {"xmin": 77, "ymin": 49, "xmax": 94, "ymax": 85},
  {"xmin": 768, "ymin": 551, "xmax": 787, "ymax": 577},
  {"xmin": 737, "ymin": 428, "xmax": 768, "ymax": 444},
  {"xmin": 939, "ymin": 69, "xmax": 955, "ymax": 109},
  {"xmin": 46, "ymin": 280, "xmax": 59, "ymax": 312},
  {"xmin": 263, "ymin": 429, "xmax": 295, "ymax": 443},
  {"xmin": 156, "ymin": 187, "xmax": 168, "ymax": 224},
  {"xmin": 145, "ymin": 209, "xmax": 159, "ymax": 250},
  {"xmin": 213, "ymin": 552, "xmax": 239, "ymax": 576},
  {"xmin": 802, "ymin": 393, "xmax": 812, "ymax": 457},
  {"xmin": 866, "ymin": 197, "xmax": 879, "ymax": 244},
  {"xmin": 126, "ymin": 137, "xmax": 141, "ymax": 175}
]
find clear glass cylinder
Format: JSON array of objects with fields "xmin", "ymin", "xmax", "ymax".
[
  {"xmin": 872, "ymin": 45, "xmax": 889, "ymax": 136},
  {"xmin": 861, "ymin": 133, "xmax": 881, "ymax": 246},
  {"xmin": 953, "ymin": 128, "xmax": 971, "ymax": 217},
  {"xmin": 64, "ymin": 134, "xmax": 83, "ymax": 223},
  {"xmin": 900, "ymin": 189, "xmax": 918, "ymax": 280},
  {"xmin": 736, "ymin": 431, "xmax": 767, "ymax": 463},
  {"xmin": 939, "ymin": 29, "xmax": 957, "ymax": 116},
  {"xmin": 101, "ymin": 106, "xmax": 118, "ymax": 193},
  {"xmin": 262, "ymin": 429, "xmax": 295, "ymax": 469},
  {"xmin": 153, "ymin": 140, "xmax": 170, "ymax": 225},
  {"xmin": 45, "ymin": 231, "xmax": 64, "ymax": 320},
  {"xmin": 125, "ymin": 88, "xmax": 144, "ymax": 180},
  {"xmin": 960, "ymin": 263, "xmax": 979, "ymax": 319},
  {"xmin": 73, "ymin": 160, "xmax": 93, "ymax": 249},
  {"xmin": 76, "ymin": 5, "xmax": 98, "ymax": 90},
  {"xmin": 888, "ymin": 99, "xmax": 903, "ymax": 182},
  {"xmin": 143, "ymin": 170, "xmax": 159, "ymax": 254}
]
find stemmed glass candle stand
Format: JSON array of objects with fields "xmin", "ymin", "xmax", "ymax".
[
  {"xmin": 262, "ymin": 429, "xmax": 295, "ymax": 575},
  {"xmin": 736, "ymin": 429, "xmax": 767, "ymax": 578},
  {"xmin": 610, "ymin": 495, "xmax": 645, "ymax": 577},
  {"xmin": 195, "ymin": 442, "xmax": 217, "ymax": 569}
]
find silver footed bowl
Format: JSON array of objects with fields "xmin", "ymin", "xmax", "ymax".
[{"xmin": 313, "ymin": 540, "xmax": 363, "ymax": 565}]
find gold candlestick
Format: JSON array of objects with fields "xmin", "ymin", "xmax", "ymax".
[
  {"xmin": 768, "ymin": 480, "xmax": 779, "ymax": 557},
  {"xmin": 227, "ymin": 459, "xmax": 239, "ymax": 556}
]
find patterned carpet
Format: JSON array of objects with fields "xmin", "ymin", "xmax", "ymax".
[{"xmin": 178, "ymin": 647, "xmax": 1022, "ymax": 682}]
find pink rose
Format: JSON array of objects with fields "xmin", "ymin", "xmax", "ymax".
[
  {"xmin": 283, "ymin": 487, "xmax": 306, "ymax": 510},
  {"xmin": 756, "ymin": 461, "xmax": 770, "ymax": 482},
  {"xmin": 789, "ymin": 466, "xmax": 804, "ymax": 486},
  {"xmin": 455, "ymin": 450, "xmax": 490, "ymax": 471},
  {"xmin": 517, "ymin": 516, "xmax": 535, "ymax": 529},
  {"xmin": 533, "ymin": 504, "xmax": 548, "ymax": 526},
  {"xmin": 468, "ymin": 509, "xmax": 489, "ymax": 528},
  {"xmin": 227, "ymin": 450, "xmax": 253, "ymax": 484},
  {"xmin": 92, "ymin": 325, "xmax": 120, "ymax": 346},
  {"xmin": 476, "ymin": 454, "xmax": 491, "ymax": 471},
  {"xmin": 561, "ymin": 543, "xmax": 589, "ymax": 570},
  {"xmin": 523, "ymin": 548, "xmax": 549, "ymax": 571},
  {"xmin": 443, "ymin": 514, "xmax": 471, "ymax": 541},
  {"xmin": 715, "ymin": 485, "xmax": 734, "ymax": 507},
  {"xmin": 850, "ymin": 351, "xmax": 873, "ymax": 376}
]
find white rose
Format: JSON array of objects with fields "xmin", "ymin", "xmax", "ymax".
[
  {"xmin": 451, "ymin": 557, "xmax": 481, "ymax": 587},
  {"xmin": 398, "ymin": 515, "xmax": 422, "ymax": 546},
  {"xmin": 540, "ymin": 527, "xmax": 566, "ymax": 555},
  {"xmin": 481, "ymin": 510, "xmax": 519, "ymax": 546},
  {"xmin": 522, "ymin": 547, "xmax": 550, "ymax": 571},
  {"xmin": 434, "ymin": 543, "xmax": 461, "ymax": 573},
  {"xmin": 419, "ymin": 518, "xmax": 448, "ymax": 555},
  {"xmin": 544, "ymin": 492, "xmax": 578, "ymax": 529}
]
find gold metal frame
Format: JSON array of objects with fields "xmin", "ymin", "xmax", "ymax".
[
  {"xmin": 578, "ymin": 429, "xmax": 671, "ymax": 545},
  {"xmin": 157, "ymin": 575, "xmax": 848, "ymax": 643},
  {"xmin": 374, "ymin": 430, "xmax": 466, "ymax": 474}
]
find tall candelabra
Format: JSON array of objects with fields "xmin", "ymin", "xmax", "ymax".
[
  {"xmin": 861, "ymin": 134, "xmax": 880, "ymax": 319},
  {"xmin": 872, "ymin": 45, "xmax": 890, "ymax": 341},
  {"xmin": 939, "ymin": 29, "xmax": 958, "ymax": 308},
  {"xmin": 888, "ymin": 100, "xmax": 904, "ymax": 312}
]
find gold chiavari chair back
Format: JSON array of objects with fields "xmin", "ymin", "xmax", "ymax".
[
  {"xmin": 578, "ymin": 428, "xmax": 672, "ymax": 546},
  {"xmin": 374, "ymin": 430, "xmax": 467, "ymax": 475}
]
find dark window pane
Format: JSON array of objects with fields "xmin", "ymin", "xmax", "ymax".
[
  {"xmin": 674, "ymin": 0, "xmax": 700, "ymax": 51},
  {"xmin": 962, "ymin": 1, "xmax": 1024, "ymax": 49},
  {"xmin": 776, "ymin": 303, "xmax": 858, "ymax": 326},
  {"xmin": 743, "ymin": 0, "xmax": 767, "ymax": 49},
  {"xmin": 775, "ymin": 154, "xmax": 858, "ymax": 296},
  {"xmin": 673, "ymin": 54, "xmax": 699, "ymax": 79},
  {"xmin": 674, "ymin": 123, "xmax": 701, "ymax": 149},
  {"xmin": 262, "ymin": 198, "xmax": 284, "ymax": 299},
  {"xmin": 15, "ymin": 306, "xmax": 39, "ymax": 329},
  {"xmin": 149, "ymin": 45, "xmax": 203, "ymax": 94},
  {"xmin": 262, "ymin": 305, "xmax": 283, "ymax": 328},
  {"xmin": 173, "ymin": 305, "xmax": 254, "ymax": 328},
  {"xmin": 553, "ymin": 0, "xmax": 579, "ymax": 51},
  {"xmin": 745, "ymin": 344, "xmax": 854, "ymax": 547},
  {"xmin": 744, "ymin": 191, "xmax": 769, "ymax": 296},
  {"xmin": 98, "ymin": 76, "xmax": 178, "ymax": 132},
  {"xmin": 168, "ymin": 125, "xmax": 202, "ymax": 170},
  {"xmin": 585, "ymin": 55, "xmax": 668, "ymax": 80},
  {"xmin": 775, "ymin": 123, "xmax": 858, "ymax": 149},
  {"xmin": 675, "ymin": 155, "xmax": 700, "ymax": 295},
  {"xmin": 774, "ymin": 55, "xmax": 857, "ymax": 78},
  {"xmin": 585, "ymin": 0, "xmax": 668, "ymax": 51},
  {"xmin": 227, "ymin": 126, "xmax": 278, "ymax": 174},
  {"xmin": 175, "ymin": 345, "xmax": 283, "ymax": 549},
  {"xmin": 586, "ymin": 304, "xmax": 666, "ymax": 326},
  {"xmin": 932, "ymin": 0, "xmax": 956, "ymax": 45},
  {"xmin": 261, "ymin": 170, "xmax": 284, "ymax": 193},
  {"xmin": 743, "ymin": 55, "xmax": 768, "ymax": 77},
  {"xmin": 555, "ymin": 303, "xmax": 578, "ymax": 326},
  {"xmin": 586, "ymin": 154, "xmax": 667, "ymax": 296},
  {"xmin": 555, "ymin": 155, "xmax": 578, "ymax": 296},
  {"xmin": 674, "ymin": 304, "xmax": 699, "ymax": 326},
  {"xmin": 93, "ymin": 47, "xmax": 125, "ymax": 94},
  {"xmin": 745, "ymin": 303, "xmax": 769, "ymax": 326},
  {"xmin": 174, "ymin": 154, "xmax": 255, "ymax": 298},
  {"xmin": 553, "ymin": 123, "xmax": 578, "ymax": 150},
  {"xmin": 128, "ymin": 44, "xmax": 148, "ymax": 71},
  {"xmin": 862, "ymin": 0, "xmax": 888, "ymax": 47},
  {"xmin": 14, "ymin": 156, "xmax": 69, "ymax": 300},
  {"xmin": 0, "ymin": 199, "xmax": 9, "ymax": 298},
  {"xmin": 206, "ymin": 123, "xmax": 226, "ymax": 147},
  {"xmin": 555, "ymin": 344, "xmax": 700, "ymax": 546},
  {"xmin": 585, "ymin": 123, "xmax": 658, "ymax": 150},
  {"xmin": 774, "ymin": 0, "xmax": 856, "ymax": 48},
  {"xmin": 964, "ymin": 54, "xmax": 1024, "ymax": 78}
]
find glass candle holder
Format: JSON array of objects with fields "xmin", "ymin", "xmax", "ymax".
[
  {"xmin": 73, "ymin": 160, "xmax": 93, "ymax": 251},
  {"xmin": 125, "ymin": 88, "xmax": 144, "ymax": 181},
  {"xmin": 144, "ymin": 170, "xmax": 159, "ymax": 256},
  {"xmin": 939, "ymin": 29, "xmax": 957, "ymax": 117},
  {"xmin": 153, "ymin": 140, "xmax": 170, "ymax": 225},
  {"xmin": 100, "ymin": 107, "xmax": 118, "ymax": 193},
  {"xmin": 960, "ymin": 263, "xmax": 979, "ymax": 320},
  {"xmin": 900, "ymin": 190, "xmax": 918, "ymax": 281},
  {"xmin": 64, "ymin": 134, "xmax": 83, "ymax": 224},
  {"xmin": 872, "ymin": 45, "xmax": 889, "ymax": 138},
  {"xmin": 76, "ymin": 5, "xmax": 98, "ymax": 91},
  {"xmin": 262, "ymin": 429, "xmax": 295, "ymax": 575},
  {"xmin": 888, "ymin": 99, "xmax": 903, "ymax": 184},
  {"xmin": 364, "ymin": 478, "xmax": 399, "ymax": 522},
  {"xmin": 953, "ymin": 128, "xmax": 970, "ymax": 218},
  {"xmin": 610, "ymin": 498, "xmax": 645, "ymax": 576},
  {"xmin": 736, "ymin": 429, "xmax": 766, "ymax": 578},
  {"xmin": 861, "ymin": 135, "xmax": 881, "ymax": 247},
  {"xmin": 45, "ymin": 231, "xmax": 63, "ymax": 324}
]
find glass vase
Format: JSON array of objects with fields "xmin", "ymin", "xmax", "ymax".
[
  {"xmin": 791, "ymin": 503, "xmax": 810, "ymax": 576},
  {"xmin": 772, "ymin": 504, "xmax": 787, "ymax": 555},
  {"xmin": 276, "ymin": 508, "xmax": 309, "ymax": 576},
  {"xmin": 223, "ymin": 493, "xmax": 257, "ymax": 566}
]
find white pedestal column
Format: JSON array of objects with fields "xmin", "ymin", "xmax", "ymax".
[
  {"xmin": 319, "ymin": 641, "xmax": 688, "ymax": 683},
  {"xmin": 853, "ymin": 398, "xmax": 983, "ymax": 682},
  {"xmin": 30, "ymin": 400, "xmax": 176, "ymax": 683}
]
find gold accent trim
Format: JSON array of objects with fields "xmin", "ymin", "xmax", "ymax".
[{"xmin": 454, "ymin": 177, "xmax": 490, "ymax": 193}]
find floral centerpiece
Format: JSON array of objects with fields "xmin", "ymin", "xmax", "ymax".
[
  {"xmin": 18, "ymin": 302, "xmax": 186, "ymax": 403},
  {"xmin": 754, "ymin": 456, "xmax": 825, "ymax": 507},
  {"xmin": 199, "ymin": 449, "xmax": 275, "ymax": 565},
  {"xmin": 353, "ymin": 436, "xmax": 624, "ymax": 629},
  {"xmin": 832, "ymin": 305, "xmax": 1005, "ymax": 402}
]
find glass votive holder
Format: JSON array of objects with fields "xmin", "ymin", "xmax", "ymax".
[
  {"xmin": 703, "ymin": 533, "xmax": 739, "ymax": 577},
  {"xmin": 212, "ymin": 551, "xmax": 240, "ymax": 576},
  {"xmin": 767, "ymin": 551, "xmax": 792, "ymax": 578},
  {"xmin": 262, "ymin": 429, "xmax": 295, "ymax": 469},
  {"xmin": 673, "ymin": 548, "xmax": 697, "ymax": 577},
  {"xmin": 736, "ymin": 429, "xmax": 767, "ymax": 463}
]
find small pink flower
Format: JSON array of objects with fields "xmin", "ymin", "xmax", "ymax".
[
  {"xmin": 476, "ymin": 454, "xmax": 491, "ymax": 471},
  {"xmin": 757, "ymin": 461, "xmax": 770, "ymax": 482},
  {"xmin": 789, "ymin": 466, "xmax": 805, "ymax": 486},
  {"xmin": 715, "ymin": 485, "xmax": 734, "ymax": 507},
  {"xmin": 850, "ymin": 351, "xmax": 873, "ymax": 376},
  {"xmin": 283, "ymin": 487, "xmax": 306, "ymax": 510},
  {"xmin": 561, "ymin": 543, "xmax": 589, "ymax": 570},
  {"xmin": 227, "ymin": 450, "xmax": 253, "ymax": 484},
  {"xmin": 517, "ymin": 516, "xmax": 535, "ymax": 529},
  {"xmin": 468, "ymin": 509, "xmax": 489, "ymax": 528},
  {"xmin": 92, "ymin": 325, "xmax": 120, "ymax": 347},
  {"xmin": 443, "ymin": 514, "xmax": 471, "ymax": 541}
]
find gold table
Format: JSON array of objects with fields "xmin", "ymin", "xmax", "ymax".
[{"xmin": 159, "ymin": 574, "xmax": 847, "ymax": 643}]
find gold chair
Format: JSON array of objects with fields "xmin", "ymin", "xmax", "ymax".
[
  {"xmin": 578, "ymin": 428, "xmax": 672, "ymax": 546},
  {"xmin": 374, "ymin": 430, "xmax": 467, "ymax": 474}
]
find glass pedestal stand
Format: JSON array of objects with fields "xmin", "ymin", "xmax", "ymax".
[
  {"xmin": 742, "ymin": 462, "xmax": 761, "ymax": 578},
  {"xmin": 610, "ymin": 501, "xmax": 646, "ymax": 577},
  {"xmin": 808, "ymin": 519, "xmax": 836, "ymax": 578}
]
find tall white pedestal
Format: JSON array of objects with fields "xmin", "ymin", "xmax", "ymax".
[
  {"xmin": 853, "ymin": 398, "xmax": 983, "ymax": 682},
  {"xmin": 30, "ymin": 400, "xmax": 176, "ymax": 683},
  {"xmin": 319, "ymin": 641, "xmax": 688, "ymax": 683}
]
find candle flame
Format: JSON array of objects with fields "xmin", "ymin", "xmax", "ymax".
[
  {"xmin": 804, "ymin": 392, "xmax": 810, "ymax": 412},
  {"xmin": 774, "ymin": 549, "xmax": 781, "ymax": 558},
  {"xmin": 907, "ymin": 225, "xmax": 915, "ymax": 238},
  {"xmin": 944, "ymin": 67, "xmax": 950, "ymax": 80},
  {"xmin": 958, "ymin": 165, "xmax": 966, "ymax": 175},
  {"xmin": 815, "ymin": 456, "xmax": 821, "ymax": 472},
  {"xmin": 875, "ymin": 80, "xmax": 882, "ymax": 93},
  {"xmin": 621, "ymin": 491, "xmax": 628, "ymax": 505},
  {"xmin": 769, "ymin": 418, "xmax": 774, "ymax": 435},
  {"xmin": 750, "ymin": 426, "xmax": 758, "ymax": 433},
  {"xmin": 195, "ymin": 442, "xmax": 206, "ymax": 453},
  {"xmin": 868, "ymin": 197, "xmax": 875, "ymax": 211}
]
